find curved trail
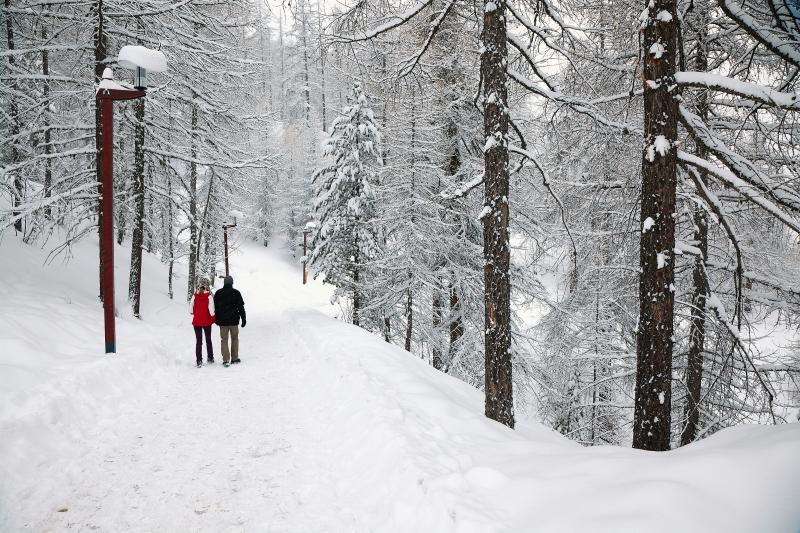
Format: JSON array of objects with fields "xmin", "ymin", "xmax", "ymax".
[{"xmin": 34, "ymin": 245, "xmax": 343, "ymax": 532}]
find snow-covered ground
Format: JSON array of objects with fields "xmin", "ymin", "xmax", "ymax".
[{"xmin": 1, "ymin": 234, "xmax": 799, "ymax": 532}]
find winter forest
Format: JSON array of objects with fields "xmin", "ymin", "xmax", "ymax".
[{"xmin": 2, "ymin": 0, "xmax": 800, "ymax": 530}]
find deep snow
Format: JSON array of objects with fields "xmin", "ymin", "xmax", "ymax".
[{"xmin": 1, "ymin": 233, "xmax": 799, "ymax": 532}]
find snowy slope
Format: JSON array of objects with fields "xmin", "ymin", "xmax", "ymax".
[{"xmin": 1, "ymin": 235, "xmax": 799, "ymax": 532}]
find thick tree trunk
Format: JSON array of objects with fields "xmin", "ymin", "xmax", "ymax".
[
  {"xmin": 481, "ymin": 0, "xmax": 514, "ymax": 429},
  {"xmin": 5, "ymin": 0, "xmax": 22, "ymax": 233},
  {"xmin": 128, "ymin": 98, "xmax": 146, "ymax": 318},
  {"xmin": 94, "ymin": 0, "xmax": 106, "ymax": 300},
  {"xmin": 681, "ymin": 0, "xmax": 710, "ymax": 446},
  {"xmin": 633, "ymin": 0, "xmax": 679, "ymax": 451}
]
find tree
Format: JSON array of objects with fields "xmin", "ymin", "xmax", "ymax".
[{"xmin": 310, "ymin": 82, "xmax": 381, "ymax": 326}]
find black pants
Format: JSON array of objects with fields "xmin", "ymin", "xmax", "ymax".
[{"xmin": 193, "ymin": 326, "xmax": 214, "ymax": 363}]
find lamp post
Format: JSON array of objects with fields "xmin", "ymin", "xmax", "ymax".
[
  {"xmin": 302, "ymin": 222, "xmax": 316, "ymax": 285},
  {"xmin": 96, "ymin": 46, "xmax": 166, "ymax": 354},
  {"xmin": 222, "ymin": 219, "xmax": 237, "ymax": 278}
]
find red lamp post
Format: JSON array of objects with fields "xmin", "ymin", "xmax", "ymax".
[
  {"xmin": 96, "ymin": 46, "xmax": 166, "ymax": 354},
  {"xmin": 97, "ymin": 69, "xmax": 146, "ymax": 354}
]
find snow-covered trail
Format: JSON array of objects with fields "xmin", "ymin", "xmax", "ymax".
[{"xmin": 30, "ymin": 244, "xmax": 346, "ymax": 532}]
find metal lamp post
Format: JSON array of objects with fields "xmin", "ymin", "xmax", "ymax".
[
  {"xmin": 222, "ymin": 219, "xmax": 238, "ymax": 278},
  {"xmin": 302, "ymin": 222, "xmax": 316, "ymax": 285},
  {"xmin": 97, "ymin": 46, "xmax": 166, "ymax": 354}
]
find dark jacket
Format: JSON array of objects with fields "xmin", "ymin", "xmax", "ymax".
[{"xmin": 214, "ymin": 286, "xmax": 246, "ymax": 326}]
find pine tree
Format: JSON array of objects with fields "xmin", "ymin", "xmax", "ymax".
[{"xmin": 310, "ymin": 82, "xmax": 381, "ymax": 327}]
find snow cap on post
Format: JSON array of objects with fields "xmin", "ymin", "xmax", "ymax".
[{"xmin": 117, "ymin": 45, "xmax": 167, "ymax": 90}]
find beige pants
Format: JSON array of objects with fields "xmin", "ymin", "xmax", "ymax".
[{"xmin": 219, "ymin": 325, "xmax": 239, "ymax": 363}]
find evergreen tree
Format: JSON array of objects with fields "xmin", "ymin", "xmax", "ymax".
[{"xmin": 310, "ymin": 82, "xmax": 382, "ymax": 326}]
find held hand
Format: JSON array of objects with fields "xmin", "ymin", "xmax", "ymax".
[{"xmin": 241, "ymin": 318, "xmax": 247, "ymax": 328}]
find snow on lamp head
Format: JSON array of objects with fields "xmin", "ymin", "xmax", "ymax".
[{"xmin": 117, "ymin": 45, "xmax": 167, "ymax": 90}]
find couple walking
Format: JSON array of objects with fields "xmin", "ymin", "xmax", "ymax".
[{"xmin": 190, "ymin": 275, "xmax": 247, "ymax": 368}]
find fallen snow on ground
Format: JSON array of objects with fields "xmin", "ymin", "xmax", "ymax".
[{"xmin": 1, "ymin": 234, "xmax": 799, "ymax": 532}]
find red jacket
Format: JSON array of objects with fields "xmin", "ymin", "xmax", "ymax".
[{"xmin": 191, "ymin": 291, "xmax": 216, "ymax": 327}]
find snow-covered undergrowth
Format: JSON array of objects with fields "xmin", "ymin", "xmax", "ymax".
[
  {"xmin": 2, "ymin": 234, "xmax": 799, "ymax": 532},
  {"xmin": 0, "ymin": 233, "xmax": 190, "ymax": 529}
]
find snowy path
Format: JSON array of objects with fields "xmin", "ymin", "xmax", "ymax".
[
  {"xmin": 27, "ymin": 244, "xmax": 348, "ymax": 532},
  {"xmin": 34, "ymin": 318, "xmax": 328, "ymax": 532}
]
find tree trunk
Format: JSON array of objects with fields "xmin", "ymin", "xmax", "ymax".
[
  {"xmin": 681, "ymin": 0, "xmax": 710, "ymax": 447},
  {"xmin": 167, "ymin": 169, "xmax": 175, "ymax": 300},
  {"xmin": 187, "ymin": 92, "xmax": 199, "ymax": 301},
  {"xmin": 5, "ymin": 0, "xmax": 22, "ymax": 233},
  {"xmin": 633, "ymin": 0, "xmax": 679, "ymax": 451},
  {"xmin": 128, "ymin": 98, "xmax": 146, "ymax": 318},
  {"xmin": 405, "ymin": 287, "xmax": 413, "ymax": 352},
  {"xmin": 432, "ymin": 288, "xmax": 444, "ymax": 370},
  {"xmin": 42, "ymin": 22, "xmax": 52, "ymax": 219},
  {"xmin": 352, "ymin": 251, "xmax": 360, "ymax": 327},
  {"xmin": 94, "ymin": 0, "xmax": 106, "ymax": 300},
  {"xmin": 448, "ymin": 284, "xmax": 464, "ymax": 363},
  {"xmin": 481, "ymin": 0, "xmax": 514, "ymax": 429}
]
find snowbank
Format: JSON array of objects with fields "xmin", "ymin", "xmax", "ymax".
[
  {"xmin": 287, "ymin": 309, "xmax": 800, "ymax": 533},
  {"xmin": 0, "ymin": 234, "xmax": 188, "ymax": 530}
]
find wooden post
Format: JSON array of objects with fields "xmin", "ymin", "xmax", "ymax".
[{"xmin": 100, "ymin": 96, "xmax": 115, "ymax": 353}]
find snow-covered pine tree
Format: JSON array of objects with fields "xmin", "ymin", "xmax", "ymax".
[{"xmin": 310, "ymin": 82, "xmax": 381, "ymax": 327}]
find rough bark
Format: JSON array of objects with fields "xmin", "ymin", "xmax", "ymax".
[
  {"xmin": 42, "ymin": 22, "xmax": 52, "ymax": 219},
  {"xmin": 432, "ymin": 288, "xmax": 444, "ymax": 370},
  {"xmin": 681, "ymin": 0, "xmax": 710, "ymax": 446},
  {"xmin": 481, "ymin": 0, "xmax": 514, "ymax": 428},
  {"xmin": 633, "ymin": 0, "xmax": 679, "ymax": 451},
  {"xmin": 128, "ymin": 97, "xmax": 146, "ymax": 318},
  {"xmin": 187, "ymin": 91, "xmax": 199, "ymax": 301},
  {"xmin": 94, "ymin": 0, "xmax": 106, "ymax": 300},
  {"xmin": 5, "ymin": 0, "xmax": 23, "ymax": 233},
  {"xmin": 405, "ymin": 287, "xmax": 413, "ymax": 352}
]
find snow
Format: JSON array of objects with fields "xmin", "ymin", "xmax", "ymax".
[
  {"xmin": 656, "ymin": 252, "xmax": 668, "ymax": 269},
  {"xmin": 675, "ymin": 71, "xmax": 800, "ymax": 109},
  {"xmin": 648, "ymin": 42, "xmax": 665, "ymax": 59},
  {"xmin": 117, "ymin": 45, "xmax": 168, "ymax": 73},
  {"xmin": 2, "ymin": 233, "xmax": 800, "ymax": 532},
  {"xmin": 642, "ymin": 216, "xmax": 655, "ymax": 233}
]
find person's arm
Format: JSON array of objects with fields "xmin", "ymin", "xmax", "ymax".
[
  {"xmin": 238, "ymin": 292, "xmax": 246, "ymax": 327},
  {"xmin": 208, "ymin": 295, "xmax": 215, "ymax": 317},
  {"xmin": 189, "ymin": 295, "xmax": 195, "ymax": 315}
]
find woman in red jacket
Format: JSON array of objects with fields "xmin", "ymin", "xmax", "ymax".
[{"xmin": 190, "ymin": 277, "xmax": 216, "ymax": 367}]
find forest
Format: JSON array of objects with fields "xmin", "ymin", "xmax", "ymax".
[{"xmin": 3, "ymin": 0, "xmax": 800, "ymax": 452}]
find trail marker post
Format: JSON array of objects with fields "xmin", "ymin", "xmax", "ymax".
[{"xmin": 96, "ymin": 46, "xmax": 166, "ymax": 354}]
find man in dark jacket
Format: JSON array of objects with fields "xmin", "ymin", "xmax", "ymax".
[{"xmin": 214, "ymin": 275, "xmax": 246, "ymax": 367}]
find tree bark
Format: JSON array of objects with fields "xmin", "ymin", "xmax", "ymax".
[
  {"xmin": 681, "ymin": 0, "xmax": 710, "ymax": 446},
  {"xmin": 41, "ymin": 21, "xmax": 52, "ymax": 219},
  {"xmin": 405, "ymin": 287, "xmax": 413, "ymax": 352},
  {"xmin": 633, "ymin": 0, "xmax": 679, "ymax": 451},
  {"xmin": 5, "ymin": 0, "xmax": 23, "ymax": 233},
  {"xmin": 481, "ymin": 0, "xmax": 514, "ymax": 428},
  {"xmin": 432, "ymin": 288, "xmax": 444, "ymax": 370},
  {"xmin": 187, "ymin": 91, "xmax": 199, "ymax": 301},
  {"xmin": 94, "ymin": 0, "xmax": 106, "ymax": 300},
  {"xmin": 128, "ymin": 97, "xmax": 146, "ymax": 318}
]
